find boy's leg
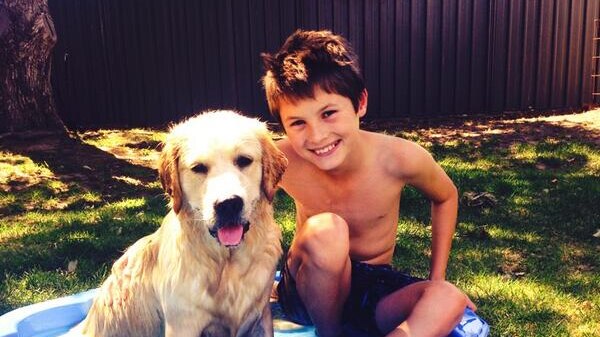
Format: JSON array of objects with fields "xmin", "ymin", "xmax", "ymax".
[
  {"xmin": 286, "ymin": 212, "xmax": 352, "ymax": 337},
  {"xmin": 375, "ymin": 280, "xmax": 467, "ymax": 337}
]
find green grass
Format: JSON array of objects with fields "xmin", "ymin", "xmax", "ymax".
[
  {"xmin": 394, "ymin": 138, "xmax": 600, "ymax": 337},
  {"xmin": 1, "ymin": 121, "xmax": 599, "ymax": 336}
]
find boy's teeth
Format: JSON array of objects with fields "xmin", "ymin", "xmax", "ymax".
[{"xmin": 314, "ymin": 143, "xmax": 336, "ymax": 155}]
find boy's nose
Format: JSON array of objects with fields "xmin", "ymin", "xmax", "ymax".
[{"xmin": 307, "ymin": 124, "xmax": 327, "ymax": 144}]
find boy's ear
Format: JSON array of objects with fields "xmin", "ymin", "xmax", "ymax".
[{"xmin": 358, "ymin": 89, "xmax": 368, "ymax": 118}]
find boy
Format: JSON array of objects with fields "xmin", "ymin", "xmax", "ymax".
[{"xmin": 262, "ymin": 30, "xmax": 474, "ymax": 337}]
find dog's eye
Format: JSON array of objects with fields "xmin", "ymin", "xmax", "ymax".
[
  {"xmin": 235, "ymin": 155, "xmax": 253, "ymax": 169},
  {"xmin": 192, "ymin": 163, "xmax": 209, "ymax": 174}
]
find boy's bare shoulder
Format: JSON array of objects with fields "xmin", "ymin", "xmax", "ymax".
[
  {"xmin": 369, "ymin": 131, "xmax": 435, "ymax": 180},
  {"xmin": 275, "ymin": 137, "xmax": 298, "ymax": 160},
  {"xmin": 275, "ymin": 137, "xmax": 305, "ymax": 171},
  {"xmin": 275, "ymin": 137, "xmax": 314, "ymax": 189}
]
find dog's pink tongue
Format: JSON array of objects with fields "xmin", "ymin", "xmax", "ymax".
[{"xmin": 217, "ymin": 225, "xmax": 244, "ymax": 246}]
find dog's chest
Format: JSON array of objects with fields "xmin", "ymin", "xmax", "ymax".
[
  {"xmin": 165, "ymin": 257, "xmax": 271, "ymax": 322},
  {"xmin": 212, "ymin": 263, "xmax": 270, "ymax": 310}
]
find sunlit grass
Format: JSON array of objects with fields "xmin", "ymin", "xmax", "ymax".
[
  {"xmin": 485, "ymin": 226, "xmax": 541, "ymax": 243},
  {"xmin": 80, "ymin": 128, "xmax": 165, "ymax": 149},
  {"xmin": 0, "ymin": 129, "xmax": 166, "ymax": 313},
  {"xmin": 1, "ymin": 267, "xmax": 107, "ymax": 313},
  {"xmin": 0, "ymin": 198, "xmax": 164, "ymax": 313},
  {"xmin": 79, "ymin": 129, "xmax": 166, "ymax": 168},
  {"xmin": 274, "ymin": 190, "xmax": 297, "ymax": 253},
  {"xmin": 1, "ymin": 123, "xmax": 599, "ymax": 336},
  {"xmin": 439, "ymin": 157, "xmax": 502, "ymax": 171},
  {"xmin": 0, "ymin": 151, "xmax": 56, "ymax": 187},
  {"xmin": 461, "ymin": 274, "xmax": 600, "ymax": 337}
]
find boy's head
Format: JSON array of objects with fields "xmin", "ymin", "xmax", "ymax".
[{"xmin": 261, "ymin": 30, "xmax": 365, "ymax": 122}]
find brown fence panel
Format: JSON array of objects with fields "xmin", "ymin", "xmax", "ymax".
[
  {"xmin": 48, "ymin": 0, "xmax": 600, "ymax": 128},
  {"xmin": 394, "ymin": 0, "xmax": 411, "ymax": 118},
  {"xmin": 455, "ymin": 0, "xmax": 473, "ymax": 116}
]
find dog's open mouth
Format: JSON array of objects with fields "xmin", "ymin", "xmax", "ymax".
[{"xmin": 210, "ymin": 222, "xmax": 250, "ymax": 247}]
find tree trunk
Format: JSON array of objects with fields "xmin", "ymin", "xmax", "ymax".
[{"xmin": 0, "ymin": 0, "xmax": 67, "ymax": 134}]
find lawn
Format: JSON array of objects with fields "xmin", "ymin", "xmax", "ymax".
[{"xmin": 1, "ymin": 110, "xmax": 599, "ymax": 336}]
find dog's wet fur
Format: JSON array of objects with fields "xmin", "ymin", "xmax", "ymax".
[{"xmin": 77, "ymin": 110, "xmax": 287, "ymax": 337}]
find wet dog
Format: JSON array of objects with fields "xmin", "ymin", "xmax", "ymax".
[{"xmin": 79, "ymin": 110, "xmax": 287, "ymax": 337}]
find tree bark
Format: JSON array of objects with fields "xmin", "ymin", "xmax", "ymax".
[{"xmin": 0, "ymin": 0, "xmax": 67, "ymax": 134}]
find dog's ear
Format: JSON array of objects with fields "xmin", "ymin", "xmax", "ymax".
[
  {"xmin": 260, "ymin": 135, "xmax": 288, "ymax": 202},
  {"xmin": 158, "ymin": 139, "xmax": 183, "ymax": 213}
]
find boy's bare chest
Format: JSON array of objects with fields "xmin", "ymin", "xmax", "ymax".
[{"xmin": 284, "ymin": 170, "xmax": 403, "ymax": 227}]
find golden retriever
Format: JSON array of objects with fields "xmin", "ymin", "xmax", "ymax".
[{"xmin": 78, "ymin": 110, "xmax": 287, "ymax": 337}]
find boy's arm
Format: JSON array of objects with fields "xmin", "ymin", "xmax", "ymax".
[
  {"xmin": 398, "ymin": 141, "xmax": 458, "ymax": 280},
  {"xmin": 428, "ymin": 178, "xmax": 458, "ymax": 280}
]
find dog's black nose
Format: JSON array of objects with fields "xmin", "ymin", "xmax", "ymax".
[{"xmin": 214, "ymin": 196, "xmax": 243, "ymax": 218}]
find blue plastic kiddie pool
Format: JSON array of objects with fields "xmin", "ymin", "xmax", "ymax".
[{"xmin": 0, "ymin": 286, "xmax": 489, "ymax": 337}]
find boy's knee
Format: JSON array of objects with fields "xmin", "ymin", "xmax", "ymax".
[
  {"xmin": 299, "ymin": 213, "xmax": 349, "ymax": 269},
  {"xmin": 303, "ymin": 213, "xmax": 349, "ymax": 246},
  {"xmin": 426, "ymin": 281, "xmax": 468, "ymax": 313}
]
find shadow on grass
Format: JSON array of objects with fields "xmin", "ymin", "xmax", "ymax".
[
  {"xmin": 0, "ymin": 133, "xmax": 159, "ymax": 202},
  {"xmin": 365, "ymin": 115, "xmax": 600, "ymax": 148},
  {"xmin": 0, "ymin": 133, "xmax": 167, "ymax": 313},
  {"xmin": 394, "ymin": 130, "xmax": 598, "ymax": 318}
]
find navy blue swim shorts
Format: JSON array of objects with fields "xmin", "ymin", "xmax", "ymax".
[{"xmin": 276, "ymin": 258, "xmax": 422, "ymax": 336}]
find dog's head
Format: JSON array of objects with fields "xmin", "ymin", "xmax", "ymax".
[{"xmin": 158, "ymin": 110, "xmax": 287, "ymax": 247}]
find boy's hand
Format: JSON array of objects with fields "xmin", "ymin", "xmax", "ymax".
[{"xmin": 466, "ymin": 295, "xmax": 477, "ymax": 311}]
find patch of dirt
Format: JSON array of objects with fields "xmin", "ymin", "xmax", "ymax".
[{"xmin": 500, "ymin": 248, "xmax": 527, "ymax": 279}]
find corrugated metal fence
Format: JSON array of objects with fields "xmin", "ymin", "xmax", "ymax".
[{"xmin": 48, "ymin": 0, "xmax": 600, "ymax": 128}]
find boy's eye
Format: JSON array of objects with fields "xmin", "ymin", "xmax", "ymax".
[
  {"xmin": 322, "ymin": 110, "xmax": 337, "ymax": 118},
  {"xmin": 289, "ymin": 120, "xmax": 305, "ymax": 127}
]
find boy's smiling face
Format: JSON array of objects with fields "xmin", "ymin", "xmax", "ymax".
[{"xmin": 279, "ymin": 87, "xmax": 367, "ymax": 172}]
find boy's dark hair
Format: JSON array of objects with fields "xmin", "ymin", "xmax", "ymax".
[{"xmin": 261, "ymin": 30, "xmax": 365, "ymax": 121}]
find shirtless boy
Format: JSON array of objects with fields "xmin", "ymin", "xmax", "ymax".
[{"xmin": 261, "ymin": 30, "xmax": 474, "ymax": 337}]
